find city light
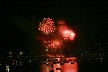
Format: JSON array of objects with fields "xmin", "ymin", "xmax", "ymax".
[{"xmin": 6, "ymin": 66, "xmax": 9, "ymax": 72}]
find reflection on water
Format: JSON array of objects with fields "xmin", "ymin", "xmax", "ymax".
[
  {"xmin": 41, "ymin": 57, "xmax": 78, "ymax": 72},
  {"xmin": 63, "ymin": 62, "xmax": 78, "ymax": 72}
]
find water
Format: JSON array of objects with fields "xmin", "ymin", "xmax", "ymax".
[
  {"xmin": 39, "ymin": 56, "xmax": 108, "ymax": 72},
  {"xmin": 40, "ymin": 57, "xmax": 78, "ymax": 72},
  {"xmin": 0, "ymin": 56, "xmax": 108, "ymax": 72}
]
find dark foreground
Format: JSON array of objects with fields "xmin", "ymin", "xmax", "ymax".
[{"xmin": 0, "ymin": 57, "xmax": 108, "ymax": 72}]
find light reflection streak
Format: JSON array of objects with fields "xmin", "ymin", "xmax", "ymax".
[{"xmin": 41, "ymin": 57, "xmax": 78, "ymax": 72}]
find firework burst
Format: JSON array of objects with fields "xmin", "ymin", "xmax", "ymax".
[
  {"xmin": 38, "ymin": 18, "xmax": 55, "ymax": 34},
  {"xmin": 43, "ymin": 39, "xmax": 62, "ymax": 49},
  {"xmin": 37, "ymin": 18, "xmax": 76, "ymax": 50},
  {"xmin": 63, "ymin": 29, "xmax": 75, "ymax": 41}
]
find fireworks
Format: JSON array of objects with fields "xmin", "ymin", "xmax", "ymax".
[
  {"xmin": 38, "ymin": 18, "xmax": 76, "ymax": 49},
  {"xmin": 58, "ymin": 25, "xmax": 68, "ymax": 36},
  {"xmin": 57, "ymin": 23, "xmax": 75, "ymax": 41},
  {"xmin": 38, "ymin": 18, "xmax": 55, "ymax": 34},
  {"xmin": 43, "ymin": 40, "xmax": 62, "ymax": 49},
  {"xmin": 63, "ymin": 30, "xmax": 75, "ymax": 41}
]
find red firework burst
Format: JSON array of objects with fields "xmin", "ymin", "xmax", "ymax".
[
  {"xmin": 43, "ymin": 39, "xmax": 62, "ymax": 49},
  {"xmin": 63, "ymin": 29, "xmax": 75, "ymax": 41},
  {"xmin": 38, "ymin": 18, "xmax": 55, "ymax": 34}
]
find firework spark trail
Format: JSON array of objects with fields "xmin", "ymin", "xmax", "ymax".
[
  {"xmin": 38, "ymin": 18, "xmax": 55, "ymax": 35},
  {"xmin": 43, "ymin": 40, "xmax": 62, "ymax": 49}
]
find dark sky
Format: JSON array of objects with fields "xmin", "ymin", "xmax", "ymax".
[{"xmin": 0, "ymin": 1, "xmax": 108, "ymax": 52}]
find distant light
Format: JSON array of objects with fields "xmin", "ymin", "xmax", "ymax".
[
  {"xmin": 100, "ymin": 57, "xmax": 103, "ymax": 60},
  {"xmin": 8, "ymin": 52, "xmax": 12, "ymax": 57},
  {"xmin": 20, "ymin": 52, "xmax": 23, "ymax": 55},
  {"xmin": 29, "ymin": 60, "xmax": 31, "ymax": 62},
  {"xmin": 6, "ymin": 66, "xmax": 9, "ymax": 72},
  {"xmin": 46, "ymin": 49, "xmax": 48, "ymax": 52}
]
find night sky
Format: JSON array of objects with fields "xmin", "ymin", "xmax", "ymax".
[{"xmin": 0, "ymin": 1, "xmax": 108, "ymax": 53}]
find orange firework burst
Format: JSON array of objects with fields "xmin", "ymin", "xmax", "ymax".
[
  {"xmin": 58, "ymin": 24, "xmax": 75, "ymax": 41},
  {"xmin": 38, "ymin": 18, "xmax": 55, "ymax": 34},
  {"xmin": 63, "ymin": 29, "xmax": 75, "ymax": 41},
  {"xmin": 43, "ymin": 39, "xmax": 62, "ymax": 49}
]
